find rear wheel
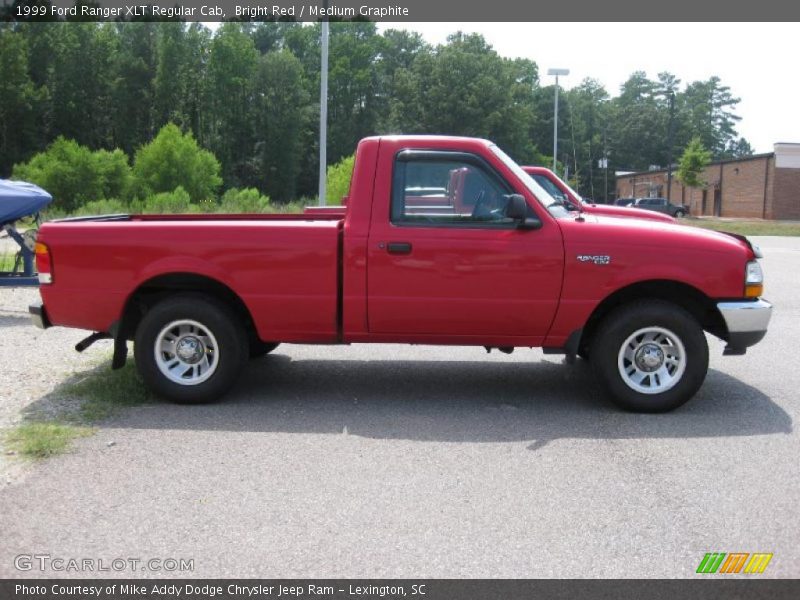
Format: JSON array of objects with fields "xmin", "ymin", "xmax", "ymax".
[
  {"xmin": 134, "ymin": 295, "xmax": 248, "ymax": 403},
  {"xmin": 590, "ymin": 300, "xmax": 708, "ymax": 412},
  {"xmin": 675, "ymin": 209, "xmax": 686, "ymax": 218}
]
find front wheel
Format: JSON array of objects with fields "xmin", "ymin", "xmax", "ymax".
[
  {"xmin": 674, "ymin": 210, "xmax": 686, "ymax": 218},
  {"xmin": 590, "ymin": 301, "xmax": 708, "ymax": 412},
  {"xmin": 134, "ymin": 295, "xmax": 248, "ymax": 403}
]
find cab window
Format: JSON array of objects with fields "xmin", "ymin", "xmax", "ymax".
[{"xmin": 391, "ymin": 152, "xmax": 516, "ymax": 227}]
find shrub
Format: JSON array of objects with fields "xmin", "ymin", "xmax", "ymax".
[
  {"xmin": 12, "ymin": 137, "xmax": 132, "ymax": 212},
  {"xmin": 73, "ymin": 198, "xmax": 129, "ymax": 216},
  {"xmin": 142, "ymin": 186, "xmax": 192, "ymax": 214},
  {"xmin": 219, "ymin": 187, "xmax": 271, "ymax": 213},
  {"xmin": 326, "ymin": 154, "xmax": 354, "ymax": 206},
  {"xmin": 196, "ymin": 199, "xmax": 219, "ymax": 213},
  {"xmin": 132, "ymin": 123, "xmax": 222, "ymax": 203}
]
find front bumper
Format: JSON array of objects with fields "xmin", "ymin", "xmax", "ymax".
[
  {"xmin": 717, "ymin": 299, "xmax": 772, "ymax": 354},
  {"xmin": 29, "ymin": 300, "xmax": 50, "ymax": 330}
]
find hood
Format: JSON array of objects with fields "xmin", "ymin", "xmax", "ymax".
[
  {"xmin": 560, "ymin": 213, "xmax": 754, "ymax": 258},
  {"xmin": 583, "ymin": 202, "xmax": 675, "ymax": 223}
]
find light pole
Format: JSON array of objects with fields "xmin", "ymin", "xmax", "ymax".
[
  {"xmin": 317, "ymin": 1, "xmax": 330, "ymax": 206},
  {"xmin": 665, "ymin": 91, "xmax": 675, "ymax": 202},
  {"xmin": 547, "ymin": 68, "xmax": 569, "ymax": 175}
]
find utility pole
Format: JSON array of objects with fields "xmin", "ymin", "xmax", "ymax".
[
  {"xmin": 603, "ymin": 125, "xmax": 609, "ymax": 204},
  {"xmin": 547, "ymin": 68, "xmax": 569, "ymax": 175},
  {"xmin": 317, "ymin": 1, "xmax": 329, "ymax": 206},
  {"xmin": 666, "ymin": 91, "xmax": 676, "ymax": 202}
]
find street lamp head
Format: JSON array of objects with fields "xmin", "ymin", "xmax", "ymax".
[{"xmin": 547, "ymin": 68, "xmax": 570, "ymax": 76}]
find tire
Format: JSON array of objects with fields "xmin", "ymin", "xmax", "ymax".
[
  {"xmin": 675, "ymin": 210, "xmax": 686, "ymax": 218},
  {"xmin": 590, "ymin": 300, "xmax": 708, "ymax": 412},
  {"xmin": 134, "ymin": 294, "xmax": 248, "ymax": 403},
  {"xmin": 249, "ymin": 341, "xmax": 280, "ymax": 359}
]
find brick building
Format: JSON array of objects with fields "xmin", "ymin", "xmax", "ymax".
[{"xmin": 615, "ymin": 143, "xmax": 800, "ymax": 220}]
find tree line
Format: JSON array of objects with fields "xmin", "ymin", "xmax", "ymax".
[{"xmin": 0, "ymin": 20, "xmax": 753, "ymax": 206}]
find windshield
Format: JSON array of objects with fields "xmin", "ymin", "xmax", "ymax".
[
  {"xmin": 489, "ymin": 145, "xmax": 570, "ymax": 218},
  {"xmin": 530, "ymin": 174, "xmax": 568, "ymax": 202},
  {"xmin": 558, "ymin": 177, "xmax": 584, "ymax": 204}
]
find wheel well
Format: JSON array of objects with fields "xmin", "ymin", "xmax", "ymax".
[
  {"xmin": 579, "ymin": 280, "xmax": 727, "ymax": 352},
  {"xmin": 118, "ymin": 273, "xmax": 259, "ymax": 344}
]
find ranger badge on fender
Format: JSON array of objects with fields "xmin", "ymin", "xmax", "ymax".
[{"xmin": 577, "ymin": 255, "xmax": 611, "ymax": 265}]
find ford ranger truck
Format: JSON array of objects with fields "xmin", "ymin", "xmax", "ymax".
[
  {"xmin": 522, "ymin": 165, "xmax": 676, "ymax": 223},
  {"xmin": 29, "ymin": 136, "xmax": 772, "ymax": 412}
]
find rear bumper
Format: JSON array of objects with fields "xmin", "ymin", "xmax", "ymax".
[
  {"xmin": 29, "ymin": 300, "xmax": 50, "ymax": 330},
  {"xmin": 717, "ymin": 299, "xmax": 772, "ymax": 354}
]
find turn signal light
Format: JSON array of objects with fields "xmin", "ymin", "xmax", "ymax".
[
  {"xmin": 34, "ymin": 241, "xmax": 52, "ymax": 284},
  {"xmin": 745, "ymin": 283, "xmax": 763, "ymax": 298}
]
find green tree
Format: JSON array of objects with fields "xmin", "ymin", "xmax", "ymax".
[
  {"xmin": 153, "ymin": 22, "xmax": 190, "ymax": 130},
  {"xmin": 183, "ymin": 23, "xmax": 212, "ymax": 144},
  {"xmin": 683, "ymin": 76, "xmax": 743, "ymax": 158},
  {"xmin": 253, "ymin": 50, "xmax": 309, "ymax": 203},
  {"xmin": 132, "ymin": 123, "xmax": 221, "ymax": 202},
  {"xmin": 0, "ymin": 29, "xmax": 43, "ymax": 176},
  {"xmin": 725, "ymin": 137, "xmax": 754, "ymax": 158},
  {"xmin": 220, "ymin": 187, "xmax": 271, "ymax": 213},
  {"xmin": 12, "ymin": 137, "xmax": 131, "ymax": 211},
  {"xmin": 392, "ymin": 32, "xmax": 542, "ymax": 163},
  {"xmin": 326, "ymin": 154, "xmax": 354, "ymax": 205},
  {"xmin": 110, "ymin": 22, "xmax": 157, "ymax": 156},
  {"xmin": 560, "ymin": 78, "xmax": 611, "ymax": 199},
  {"xmin": 676, "ymin": 137, "xmax": 712, "ymax": 198},
  {"xmin": 206, "ymin": 23, "xmax": 259, "ymax": 188},
  {"xmin": 45, "ymin": 23, "xmax": 116, "ymax": 149},
  {"xmin": 607, "ymin": 71, "xmax": 667, "ymax": 171}
]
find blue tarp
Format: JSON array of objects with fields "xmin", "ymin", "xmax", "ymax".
[{"xmin": 0, "ymin": 180, "xmax": 53, "ymax": 225}]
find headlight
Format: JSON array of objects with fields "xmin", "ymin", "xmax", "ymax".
[{"xmin": 745, "ymin": 260, "xmax": 763, "ymax": 297}]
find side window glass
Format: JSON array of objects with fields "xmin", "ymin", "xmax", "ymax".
[{"xmin": 392, "ymin": 157, "xmax": 514, "ymax": 227}]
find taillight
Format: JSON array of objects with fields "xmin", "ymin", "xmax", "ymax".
[{"xmin": 34, "ymin": 242, "xmax": 52, "ymax": 284}]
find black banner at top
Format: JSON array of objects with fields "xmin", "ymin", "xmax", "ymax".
[{"xmin": 4, "ymin": 0, "xmax": 800, "ymax": 22}]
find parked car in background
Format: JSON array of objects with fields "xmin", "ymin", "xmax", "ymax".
[
  {"xmin": 615, "ymin": 198, "xmax": 636, "ymax": 207},
  {"xmin": 635, "ymin": 197, "xmax": 690, "ymax": 218},
  {"xmin": 522, "ymin": 167, "xmax": 675, "ymax": 223}
]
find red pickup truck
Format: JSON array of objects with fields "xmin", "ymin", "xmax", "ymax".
[
  {"xmin": 30, "ymin": 135, "xmax": 772, "ymax": 412},
  {"xmin": 521, "ymin": 166, "xmax": 676, "ymax": 223}
]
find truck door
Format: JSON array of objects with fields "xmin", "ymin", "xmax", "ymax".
[{"xmin": 366, "ymin": 149, "xmax": 563, "ymax": 341}]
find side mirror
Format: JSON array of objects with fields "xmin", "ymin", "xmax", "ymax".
[
  {"xmin": 505, "ymin": 194, "xmax": 528, "ymax": 220},
  {"xmin": 505, "ymin": 194, "xmax": 542, "ymax": 230}
]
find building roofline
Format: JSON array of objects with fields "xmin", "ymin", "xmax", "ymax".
[{"xmin": 616, "ymin": 152, "xmax": 775, "ymax": 179}]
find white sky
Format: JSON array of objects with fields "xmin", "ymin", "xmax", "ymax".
[{"xmin": 376, "ymin": 22, "xmax": 800, "ymax": 153}]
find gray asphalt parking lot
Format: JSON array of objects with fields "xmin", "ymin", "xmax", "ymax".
[{"xmin": 0, "ymin": 236, "xmax": 797, "ymax": 578}]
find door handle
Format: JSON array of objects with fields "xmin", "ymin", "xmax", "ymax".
[{"xmin": 387, "ymin": 242, "xmax": 412, "ymax": 255}]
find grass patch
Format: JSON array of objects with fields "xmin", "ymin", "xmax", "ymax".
[
  {"xmin": 5, "ymin": 422, "xmax": 93, "ymax": 459},
  {"xmin": 684, "ymin": 218, "xmax": 800, "ymax": 236},
  {"xmin": 0, "ymin": 250, "xmax": 19, "ymax": 272},
  {"xmin": 5, "ymin": 358, "xmax": 152, "ymax": 460},
  {"xmin": 66, "ymin": 360, "xmax": 153, "ymax": 423}
]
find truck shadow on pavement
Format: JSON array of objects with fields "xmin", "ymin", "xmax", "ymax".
[{"xmin": 78, "ymin": 352, "xmax": 792, "ymax": 451}]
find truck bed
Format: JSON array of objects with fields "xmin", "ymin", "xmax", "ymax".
[{"xmin": 38, "ymin": 215, "xmax": 344, "ymax": 343}]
